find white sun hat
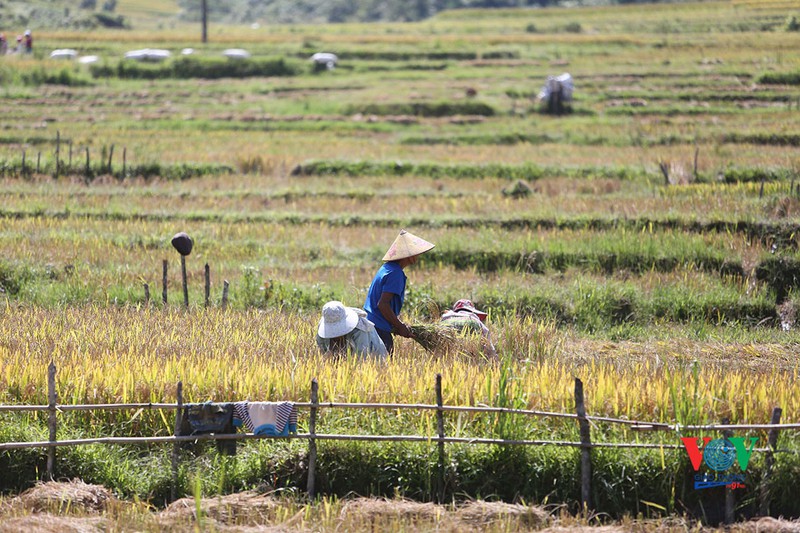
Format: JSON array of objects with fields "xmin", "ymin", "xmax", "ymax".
[
  {"xmin": 382, "ymin": 229, "xmax": 435, "ymax": 262},
  {"xmin": 318, "ymin": 301, "xmax": 359, "ymax": 339}
]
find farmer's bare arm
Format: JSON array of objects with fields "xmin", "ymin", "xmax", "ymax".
[{"xmin": 377, "ymin": 291, "xmax": 413, "ymax": 338}]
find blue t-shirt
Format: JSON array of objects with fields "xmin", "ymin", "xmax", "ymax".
[{"xmin": 364, "ymin": 261, "xmax": 406, "ymax": 332}]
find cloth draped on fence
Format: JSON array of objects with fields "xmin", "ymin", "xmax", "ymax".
[{"xmin": 234, "ymin": 401, "xmax": 298, "ymax": 436}]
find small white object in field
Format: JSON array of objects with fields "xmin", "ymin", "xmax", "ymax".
[
  {"xmin": 311, "ymin": 52, "xmax": 338, "ymax": 69},
  {"xmin": 77, "ymin": 55, "xmax": 99, "ymax": 64},
  {"xmin": 49, "ymin": 49, "xmax": 78, "ymax": 59},
  {"xmin": 223, "ymin": 48, "xmax": 251, "ymax": 59},
  {"xmin": 181, "ymin": 48, "xmax": 194, "ymax": 55},
  {"xmin": 124, "ymin": 49, "xmax": 171, "ymax": 62}
]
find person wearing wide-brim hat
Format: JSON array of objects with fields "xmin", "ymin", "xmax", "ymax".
[
  {"xmin": 316, "ymin": 301, "xmax": 387, "ymax": 361},
  {"xmin": 363, "ymin": 229, "xmax": 435, "ymax": 355},
  {"xmin": 440, "ymin": 299, "xmax": 497, "ymax": 360}
]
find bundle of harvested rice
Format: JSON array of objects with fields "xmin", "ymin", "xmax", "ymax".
[{"xmin": 410, "ymin": 323, "xmax": 460, "ymax": 353}]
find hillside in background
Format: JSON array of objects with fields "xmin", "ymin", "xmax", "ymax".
[{"xmin": 0, "ymin": 0, "xmax": 711, "ymax": 28}]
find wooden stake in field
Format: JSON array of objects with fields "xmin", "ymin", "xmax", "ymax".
[
  {"xmin": 46, "ymin": 361, "xmax": 57, "ymax": 480},
  {"xmin": 204, "ymin": 263, "xmax": 210, "ymax": 307},
  {"xmin": 171, "ymin": 232, "xmax": 194, "ymax": 308},
  {"xmin": 575, "ymin": 377, "xmax": 592, "ymax": 512},
  {"xmin": 162, "ymin": 260, "xmax": 168, "ymax": 304}
]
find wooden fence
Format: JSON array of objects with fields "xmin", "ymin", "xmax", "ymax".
[{"xmin": 1, "ymin": 362, "xmax": 797, "ymax": 522}]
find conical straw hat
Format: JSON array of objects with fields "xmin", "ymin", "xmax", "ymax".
[{"xmin": 382, "ymin": 230, "xmax": 435, "ymax": 261}]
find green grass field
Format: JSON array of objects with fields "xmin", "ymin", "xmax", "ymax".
[{"xmin": 1, "ymin": 0, "xmax": 800, "ymax": 528}]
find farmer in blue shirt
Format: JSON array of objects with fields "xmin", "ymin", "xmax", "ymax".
[{"xmin": 364, "ymin": 229, "xmax": 435, "ymax": 354}]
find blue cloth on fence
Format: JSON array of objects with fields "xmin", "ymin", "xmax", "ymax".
[
  {"xmin": 183, "ymin": 402, "xmax": 234, "ymax": 434},
  {"xmin": 233, "ymin": 401, "xmax": 297, "ymax": 436},
  {"xmin": 180, "ymin": 402, "xmax": 236, "ymax": 455}
]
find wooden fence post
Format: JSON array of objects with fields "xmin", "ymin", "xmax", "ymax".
[
  {"xmin": 21, "ymin": 150, "xmax": 26, "ymax": 176},
  {"xmin": 55, "ymin": 130, "xmax": 60, "ymax": 178},
  {"xmin": 85, "ymin": 148, "xmax": 90, "ymax": 178},
  {"xmin": 575, "ymin": 377, "xmax": 592, "ymax": 512},
  {"xmin": 221, "ymin": 280, "xmax": 229, "ymax": 310},
  {"xmin": 171, "ymin": 381, "xmax": 183, "ymax": 502},
  {"xmin": 204, "ymin": 263, "xmax": 210, "ymax": 308},
  {"xmin": 37, "ymin": 152, "xmax": 41, "ymax": 174},
  {"xmin": 46, "ymin": 361, "xmax": 57, "ymax": 479},
  {"xmin": 435, "ymin": 373, "xmax": 446, "ymax": 504},
  {"xmin": 759, "ymin": 407, "xmax": 782, "ymax": 516},
  {"xmin": 162, "ymin": 259, "xmax": 168, "ymax": 305},
  {"xmin": 68, "ymin": 140, "xmax": 73, "ymax": 168},
  {"xmin": 307, "ymin": 379, "xmax": 319, "ymax": 499},
  {"xmin": 180, "ymin": 255, "xmax": 189, "ymax": 308},
  {"xmin": 122, "ymin": 147, "xmax": 127, "ymax": 178},
  {"xmin": 144, "ymin": 283, "xmax": 150, "ymax": 305},
  {"xmin": 107, "ymin": 144, "xmax": 114, "ymax": 174},
  {"xmin": 722, "ymin": 418, "xmax": 734, "ymax": 525}
]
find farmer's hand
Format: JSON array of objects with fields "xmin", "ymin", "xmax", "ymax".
[{"xmin": 396, "ymin": 323, "xmax": 414, "ymax": 338}]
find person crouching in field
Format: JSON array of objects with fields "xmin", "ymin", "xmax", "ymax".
[
  {"xmin": 364, "ymin": 229, "xmax": 435, "ymax": 355},
  {"xmin": 316, "ymin": 300, "xmax": 387, "ymax": 361},
  {"xmin": 441, "ymin": 299, "xmax": 498, "ymax": 360}
]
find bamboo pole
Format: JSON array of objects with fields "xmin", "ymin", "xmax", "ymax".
[
  {"xmin": 204, "ymin": 263, "xmax": 210, "ymax": 308},
  {"xmin": 759, "ymin": 407, "xmax": 782, "ymax": 516},
  {"xmin": 0, "ymin": 393, "xmax": 794, "ymax": 433},
  {"xmin": 171, "ymin": 381, "xmax": 183, "ymax": 502},
  {"xmin": 46, "ymin": 362, "xmax": 57, "ymax": 479},
  {"xmin": 0, "ymin": 433, "xmax": 777, "ymax": 453},
  {"xmin": 162, "ymin": 259, "xmax": 168, "ymax": 305},
  {"xmin": 575, "ymin": 377, "xmax": 592, "ymax": 512},
  {"xmin": 435, "ymin": 373, "xmax": 446, "ymax": 504},
  {"xmin": 307, "ymin": 379, "xmax": 319, "ymax": 499}
]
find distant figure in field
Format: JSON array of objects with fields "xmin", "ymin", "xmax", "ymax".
[
  {"xmin": 316, "ymin": 300, "xmax": 387, "ymax": 362},
  {"xmin": 440, "ymin": 299, "xmax": 497, "ymax": 359},
  {"xmin": 0, "ymin": 34, "xmax": 8, "ymax": 56},
  {"xmin": 24, "ymin": 30, "xmax": 32, "ymax": 54}
]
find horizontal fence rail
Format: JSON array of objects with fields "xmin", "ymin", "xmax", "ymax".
[{"xmin": 0, "ymin": 362, "xmax": 795, "ymax": 522}]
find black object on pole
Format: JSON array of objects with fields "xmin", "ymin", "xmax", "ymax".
[{"xmin": 171, "ymin": 232, "xmax": 193, "ymax": 256}]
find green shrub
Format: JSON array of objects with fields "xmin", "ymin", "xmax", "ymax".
[{"xmin": 785, "ymin": 14, "xmax": 800, "ymax": 32}]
